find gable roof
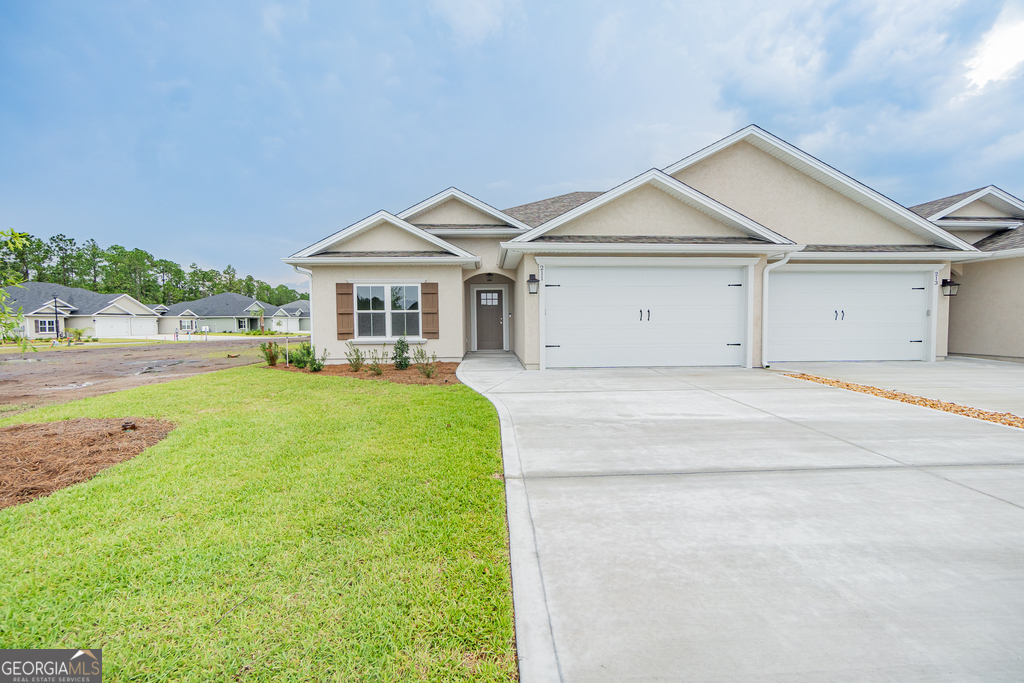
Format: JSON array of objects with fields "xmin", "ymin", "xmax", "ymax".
[
  {"xmin": 909, "ymin": 185, "xmax": 1024, "ymax": 220},
  {"xmin": 163, "ymin": 292, "xmax": 276, "ymax": 317},
  {"xmin": 397, "ymin": 187, "xmax": 532, "ymax": 231},
  {"xmin": 510, "ymin": 169, "xmax": 793, "ymax": 245},
  {"xmin": 504, "ymin": 192, "xmax": 605, "ymax": 228},
  {"xmin": 973, "ymin": 229, "xmax": 1024, "ymax": 252},
  {"xmin": 3, "ymin": 282, "xmax": 158, "ymax": 317},
  {"xmin": 287, "ymin": 210, "xmax": 478, "ymax": 264},
  {"xmin": 663, "ymin": 125, "xmax": 976, "ymax": 251},
  {"xmin": 274, "ymin": 300, "xmax": 310, "ymax": 317}
]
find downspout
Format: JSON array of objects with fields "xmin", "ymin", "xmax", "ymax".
[
  {"xmin": 292, "ymin": 265, "xmax": 313, "ymax": 348},
  {"xmin": 760, "ymin": 252, "xmax": 793, "ymax": 368}
]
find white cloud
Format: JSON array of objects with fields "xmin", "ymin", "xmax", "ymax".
[
  {"xmin": 965, "ymin": 9, "xmax": 1024, "ymax": 88},
  {"xmin": 429, "ymin": 0, "xmax": 519, "ymax": 44},
  {"xmin": 262, "ymin": 1, "xmax": 308, "ymax": 39}
]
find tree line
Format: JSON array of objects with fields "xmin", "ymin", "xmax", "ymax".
[{"xmin": 0, "ymin": 233, "xmax": 307, "ymax": 306}]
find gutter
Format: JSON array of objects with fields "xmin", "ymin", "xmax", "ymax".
[
  {"xmin": 292, "ymin": 265, "xmax": 314, "ymax": 348},
  {"xmin": 760, "ymin": 252, "xmax": 793, "ymax": 368},
  {"xmin": 499, "ymin": 242, "xmax": 805, "ymax": 269}
]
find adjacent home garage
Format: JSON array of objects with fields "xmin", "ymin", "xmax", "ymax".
[
  {"xmin": 541, "ymin": 262, "xmax": 751, "ymax": 368},
  {"xmin": 767, "ymin": 269, "xmax": 935, "ymax": 362},
  {"xmin": 93, "ymin": 316, "xmax": 132, "ymax": 337}
]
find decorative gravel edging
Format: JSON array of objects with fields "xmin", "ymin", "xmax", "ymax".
[{"xmin": 785, "ymin": 373, "xmax": 1024, "ymax": 430}]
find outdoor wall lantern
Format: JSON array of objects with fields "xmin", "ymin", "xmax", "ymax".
[
  {"xmin": 941, "ymin": 278, "xmax": 960, "ymax": 296},
  {"xmin": 486, "ymin": 273, "xmax": 494, "ymax": 282},
  {"xmin": 527, "ymin": 274, "xmax": 540, "ymax": 294}
]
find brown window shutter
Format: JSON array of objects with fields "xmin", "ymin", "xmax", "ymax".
[
  {"xmin": 421, "ymin": 283, "xmax": 439, "ymax": 339},
  {"xmin": 336, "ymin": 283, "xmax": 354, "ymax": 339}
]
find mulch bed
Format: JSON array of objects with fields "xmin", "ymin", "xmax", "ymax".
[
  {"xmin": 0, "ymin": 418, "xmax": 174, "ymax": 510},
  {"xmin": 268, "ymin": 362, "xmax": 461, "ymax": 386},
  {"xmin": 786, "ymin": 373, "xmax": 1024, "ymax": 430}
]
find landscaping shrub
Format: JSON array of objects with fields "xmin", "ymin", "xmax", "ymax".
[
  {"xmin": 308, "ymin": 347, "xmax": 328, "ymax": 373},
  {"xmin": 413, "ymin": 347, "xmax": 438, "ymax": 378},
  {"xmin": 344, "ymin": 342, "xmax": 365, "ymax": 372},
  {"xmin": 392, "ymin": 337, "xmax": 410, "ymax": 370},
  {"xmin": 66, "ymin": 328, "xmax": 86, "ymax": 342},
  {"xmin": 289, "ymin": 342, "xmax": 312, "ymax": 369},
  {"xmin": 258, "ymin": 341, "xmax": 280, "ymax": 366},
  {"xmin": 367, "ymin": 345, "xmax": 385, "ymax": 375}
]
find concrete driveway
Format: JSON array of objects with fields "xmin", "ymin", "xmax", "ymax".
[
  {"xmin": 771, "ymin": 357, "xmax": 1024, "ymax": 417},
  {"xmin": 458, "ymin": 355, "xmax": 1024, "ymax": 683}
]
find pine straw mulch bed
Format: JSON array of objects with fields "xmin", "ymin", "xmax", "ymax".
[
  {"xmin": 268, "ymin": 362, "xmax": 461, "ymax": 386},
  {"xmin": 0, "ymin": 418, "xmax": 175, "ymax": 510},
  {"xmin": 786, "ymin": 373, "xmax": 1024, "ymax": 430}
]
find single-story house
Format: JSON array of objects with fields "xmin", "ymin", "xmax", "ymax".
[
  {"xmin": 157, "ymin": 293, "xmax": 277, "ymax": 334},
  {"xmin": 283, "ymin": 125, "xmax": 1020, "ymax": 369},
  {"xmin": 909, "ymin": 186, "xmax": 1024, "ymax": 361},
  {"xmin": 5, "ymin": 281, "xmax": 160, "ymax": 339},
  {"xmin": 268, "ymin": 300, "xmax": 311, "ymax": 333}
]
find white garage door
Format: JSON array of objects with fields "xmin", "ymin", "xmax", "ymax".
[
  {"xmin": 543, "ymin": 265, "xmax": 747, "ymax": 368},
  {"xmin": 768, "ymin": 270, "xmax": 932, "ymax": 362},
  {"xmin": 130, "ymin": 317, "xmax": 158, "ymax": 336},
  {"xmin": 94, "ymin": 316, "xmax": 131, "ymax": 338}
]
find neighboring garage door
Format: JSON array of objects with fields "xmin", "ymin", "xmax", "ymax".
[
  {"xmin": 768, "ymin": 270, "xmax": 932, "ymax": 362},
  {"xmin": 93, "ymin": 316, "xmax": 131, "ymax": 338},
  {"xmin": 543, "ymin": 265, "xmax": 747, "ymax": 368},
  {"xmin": 131, "ymin": 317, "xmax": 158, "ymax": 335}
]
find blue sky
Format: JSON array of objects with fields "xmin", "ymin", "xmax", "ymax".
[{"xmin": 2, "ymin": 1, "xmax": 1024, "ymax": 289}]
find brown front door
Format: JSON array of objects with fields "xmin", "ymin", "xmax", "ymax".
[{"xmin": 476, "ymin": 290, "xmax": 503, "ymax": 350}]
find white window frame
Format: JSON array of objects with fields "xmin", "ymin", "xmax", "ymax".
[
  {"xmin": 36, "ymin": 319, "xmax": 57, "ymax": 333},
  {"xmin": 469, "ymin": 284, "xmax": 510, "ymax": 351},
  {"xmin": 180, "ymin": 319, "xmax": 197, "ymax": 331},
  {"xmin": 238, "ymin": 318, "xmax": 248, "ymax": 331},
  {"xmin": 354, "ymin": 283, "xmax": 423, "ymax": 340}
]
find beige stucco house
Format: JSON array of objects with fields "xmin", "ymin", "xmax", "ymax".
[
  {"xmin": 284, "ymin": 126, "xmax": 1020, "ymax": 369},
  {"xmin": 908, "ymin": 187, "xmax": 1024, "ymax": 361}
]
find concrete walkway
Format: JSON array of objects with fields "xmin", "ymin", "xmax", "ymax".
[
  {"xmin": 458, "ymin": 358, "xmax": 1024, "ymax": 683},
  {"xmin": 771, "ymin": 357, "xmax": 1024, "ymax": 417}
]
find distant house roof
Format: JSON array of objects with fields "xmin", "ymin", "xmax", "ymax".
[
  {"xmin": 503, "ymin": 191, "xmax": 605, "ymax": 228},
  {"xmin": 274, "ymin": 300, "xmax": 310, "ymax": 317},
  {"xmin": 163, "ymin": 292, "xmax": 276, "ymax": 317},
  {"xmin": 907, "ymin": 189, "xmax": 985, "ymax": 219},
  {"xmin": 3, "ymin": 282, "xmax": 157, "ymax": 316}
]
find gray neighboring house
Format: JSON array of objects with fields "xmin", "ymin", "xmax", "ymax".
[
  {"xmin": 5, "ymin": 282, "xmax": 160, "ymax": 339},
  {"xmin": 157, "ymin": 292, "xmax": 277, "ymax": 334},
  {"xmin": 268, "ymin": 300, "xmax": 311, "ymax": 332}
]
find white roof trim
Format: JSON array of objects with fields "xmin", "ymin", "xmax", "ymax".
[
  {"xmin": 290, "ymin": 210, "xmax": 477, "ymax": 259},
  {"xmin": 962, "ymin": 247, "xmax": 1024, "ymax": 263},
  {"xmin": 789, "ymin": 251, "xmax": 988, "ymax": 262},
  {"xmin": 422, "ymin": 227, "xmax": 526, "ymax": 238},
  {"xmin": 663, "ymin": 125, "xmax": 977, "ymax": 251},
  {"xmin": 499, "ymin": 240, "xmax": 803, "ymax": 268},
  {"xmin": 397, "ymin": 187, "xmax": 533, "ymax": 231},
  {"xmin": 509, "ymin": 169, "xmax": 792, "ymax": 245},
  {"xmin": 934, "ymin": 219, "xmax": 1022, "ymax": 229},
  {"xmin": 176, "ymin": 309, "xmax": 198, "ymax": 317},
  {"xmin": 104, "ymin": 293, "xmax": 159, "ymax": 315},
  {"xmin": 27, "ymin": 297, "xmax": 76, "ymax": 316},
  {"xmin": 94, "ymin": 302, "xmax": 138, "ymax": 316},
  {"xmin": 924, "ymin": 186, "xmax": 1024, "ymax": 221},
  {"xmin": 284, "ymin": 255, "xmax": 480, "ymax": 269}
]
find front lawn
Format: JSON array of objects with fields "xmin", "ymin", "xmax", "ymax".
[{"xmin": 0, "ymin": 366, "xmax": 515, "ymax": 681}]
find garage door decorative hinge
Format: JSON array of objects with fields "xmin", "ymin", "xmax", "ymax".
[
  {"xmin": 545, "ymin": 284, "xmax": 560, "ymax": 287},
  {"xmin": 726, "ymin": 343, "xmax": 742, "ymax": 346},
  {"xmin": 727, "ymin": 283, "xmax": 743, "ymax": 287},
  {"xmin": 545, "ymin": 345, "xmax": 561, "ymax": 348}
]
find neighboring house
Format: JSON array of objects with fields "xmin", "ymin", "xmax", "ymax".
[
  {"xmin": 269, "ymin": 300, "xmax": 311, "ymax": 332},
  {"xmin": 284, "ymin": 125, "xmax": 1002, "ymax": 370},
  {"xmin": 4, "ymin": 282, "xmax": 160, "ymax": 339},
  {"xmin": 157, "ymin": 293, "xmax": 276, "ymax": 334},
  {"xmin": 909, "ymin": 187, "xmax": 1024, "ymax": 361}
]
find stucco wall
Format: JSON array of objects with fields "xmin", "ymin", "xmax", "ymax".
[
  {"xmin": 947, "ymin": 229, "xmax": 997, "ymax": 245},
  {"xmin": 409, "ymin": 199, "xmax": 506, "ymax": 225},
  {"xmin": 103, "ymin": 296, "xmax": 157, "ymax": 316},
  {"xmin": 948, "ymin": 199, "xmax": 1013, "ymax": 218},
  {"xmin": 546, "ymin": 184, "xmax": 747, "ymax": 238},
  {"xmin": 339, "ymin": 223, "xmax": 446, "ymax": 252},
  {"xmin": 515, "ymin": 254, "xmax": 540, "ymax": 369},
  {"xmin": 309, "ymin": 264, "xmax": 465, "ymax": 363},
  {"xmin": 949, "ymin": 256, "xmax": 1024, "ymax": 359},
  {"xmin": 444, "ymin": 237, "xmax": 516, "ymax": 280},
  {"xmin": 673, "ymin": 141, "xmax": 930, "ymax": 245}
]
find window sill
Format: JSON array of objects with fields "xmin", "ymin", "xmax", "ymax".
[{"xmin": 350, "ymin": 338, "xmax": 428, "ymax": 345}]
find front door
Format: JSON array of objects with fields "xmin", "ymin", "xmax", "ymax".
[{"xmin": 476, "ymin": 290, "xmax": 504, "ymax": 350}]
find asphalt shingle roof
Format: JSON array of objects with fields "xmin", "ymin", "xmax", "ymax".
[
  {"xmin": 2, "ymin": 282, "xmax": 154, "ymax": 316},
  {"xmin": 503, "ymin": 191, "xmax": 605, "ymax": 227},
  {"xmin": 908, "ymin": 188, "xmax": 985, "ymax": 218},
  {"xmin": 801, "ymin": 244, "xmax": 956, "ymax": 252},
  {"xmin": 973, "ymin": 229, "xmax": 1024, "ymax": 252},
  {"xmin": 163, "ymin": 292, "xmax": 276, "ymax": 317},
  {"xmin": 275, "ymin": 300, "xmax": 310, "ymax": 317}
]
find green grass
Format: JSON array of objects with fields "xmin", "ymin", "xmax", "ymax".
[{"xmin": 0, "ymin": 366, "xmax": 515, "ymax": 681}]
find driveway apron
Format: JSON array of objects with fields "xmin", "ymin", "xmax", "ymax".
[{"xmin": 458, "ymin": 357, "xmax": 1024, "ymax": 683}]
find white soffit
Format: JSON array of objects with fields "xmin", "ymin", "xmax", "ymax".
[
  {"xmin": 290, "ymin": 210, "xmax": 477, "ymax": 259},
  {"xmin": 663, "ymin": 125, "xmax": 977, "ymax": 252},
  {"xmin": 397, "ymin": 187, "xmax": 533, "ymax": 231},
  {"xmin": 509, "ymin": 169, "xmax": 793, "ymax": 245},
  {"xmin": 925, "ymin": 186, "xmax": 1024, "ymax": 220}
]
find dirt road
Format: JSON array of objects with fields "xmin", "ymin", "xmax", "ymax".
[{"xmin": 0, "ymin": 339, "xmax": 289, "ymax": 414}]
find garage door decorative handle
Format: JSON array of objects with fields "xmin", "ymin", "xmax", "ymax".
[
  {"xmin": 639, "ymin": 309, "xmax": 642, "ymax": 321},
  {"xmin": 647, "ymin": 309, "xmax": 650, "ymax": 321},
  {"xmin": 841, "ymin": 310, "xmax": 845, "ymax": 320},
  {"xmin": 835, "ymin": 310, "xmax": 838, "ymax": 320}
]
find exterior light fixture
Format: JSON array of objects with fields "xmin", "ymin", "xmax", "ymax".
[
  {"xmin": 527, "ymin": 274, "xmax": 540, "ymax": 294},
  {"xmin": 941, "ymin": 278, "xmax": 960, "ymax": 296},
  {"xmin": 486, "ymin": 273, "xmax": 493, "ymax": 282}
]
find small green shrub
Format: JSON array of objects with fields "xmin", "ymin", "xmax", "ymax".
[
  {"xmin": 392, "ymin": 337, "xmax": 410, "ymax": 370},
  {"xmin": 344, "ymin": 342, "xmax": 365, "ymax": 372},
  {"xmin": 413, "ymin": 347, "xmax": 438, "ymax": 378},
  {"xmin": 290, "ymin": 342, "xmax": 312, "ymax": 369},
  {"xmin": 367, "ymin": 345, "xmax": 385, "ymax": 375},
  {"xmin": 258, "ymin": 341, "xmax": 280, "ymax": 366},
  {"xmin": 308, "ymin": 346, "xmax": 328, "ymax": 373},
  {"xmin": 66, "ymin": 328, "xmax": 86, "ymax": 342}
]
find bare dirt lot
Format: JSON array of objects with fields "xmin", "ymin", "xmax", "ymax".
[
  {"xmin": 0, "ymin": 418, "xmax": 175, "ymax": 509},
  {"xmin": 0, "ymin": 340, "xmax": 277, "ymax": 413}
]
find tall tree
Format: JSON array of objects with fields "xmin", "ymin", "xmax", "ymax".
[
  {"xmin": 47, "ymin": 234, "xmax": 79, "ymax": 286},
  {"xmin": 153, "ymin": 259, "xmax": 186, "ymax": 304},
  {"xmin": 104, "ymin": 246, "xmax": 157, "ymax": 301},
  {"xmin": 75, "ymin": 239, "xmax": 105, "ymax": 289},
  {"xmin": 223, "ymin": 265, "xmax": 239, "ymax": 294}
]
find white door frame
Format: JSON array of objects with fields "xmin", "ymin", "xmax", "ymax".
[
  {"xmin": 470, "ymin": 284, "xmax": 509, "ymax": 351},
  {"xmin": 771, "ymin": 263, "xmax": 944, "ymax": 363}
]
